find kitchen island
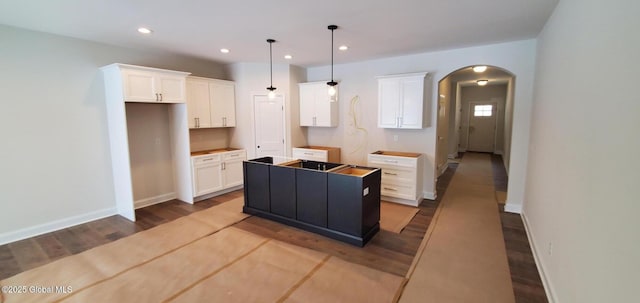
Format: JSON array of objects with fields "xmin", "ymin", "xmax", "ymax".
[{"xmin": 243, "ymin": 157, "xmax": 381, "ymax": 246}]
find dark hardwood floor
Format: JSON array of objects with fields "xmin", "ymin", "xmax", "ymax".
[
  {"xmin": 488, "ymin": 153, "xmax": 549, "ymax": 303},
  {"xmin": 0, "ymin": 155, "xmax": 548, "ymax": 302}
]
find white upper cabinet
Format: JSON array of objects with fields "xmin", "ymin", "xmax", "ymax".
[
  {"xmin": 117, "ymin": 64, "xmax": 189, "ymax": 103},
  {"xmin": 186, "ymin": 78, "xmax": 212, "ymax": 128},
  {"xmin": 186, "ymin": 77, "xmax": 236, "ymax": 128},
  {"xmin": 209, "ymin": 80, "xmax": 236, "ymax": 127},
  {"xmin": 299, "ymin": 81, "xmax": 338, "ymax": 127},
  {"xmin": 377, "ymin": 72, "xmax": 428, "ymax": 129}
]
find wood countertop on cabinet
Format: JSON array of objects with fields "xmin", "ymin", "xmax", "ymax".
[{"xmin": 190, "ymin": 148, "xmax": 242, "ymax": 156}]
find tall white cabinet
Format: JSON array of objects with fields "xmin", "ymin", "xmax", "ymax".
[
  {"xmin": 186, "ymin": 76, "xmax": 236, "ymax": 128},
  {"xmin": 101, "ymin": 63, "xmax": 192, "ymax": 221},
  {"xmin": 377, "ymin": 72, "xmax": 428, "ymax": 129},
  {"xmin": 299, "ymin": 81, "xmax": 338, "ymax": 127}
]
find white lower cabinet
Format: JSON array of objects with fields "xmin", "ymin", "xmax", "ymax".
[
  {"xmin": 222, "ymin": 151, "xmax": 245, "ymax": 188},
  {"xmin": 292, "ymin": 146, "xmax": 341, "ymax": 163},
  {"xmin": 191, "ymin": 150, "xmax": 246, "ymax": 197},
  {"xmin": 367, "ymin": 151, "xmax": 424, "ymax": 206},
  {"xmin": 192, "ymin": 155, "xmax": 223, "ymax": 197}
]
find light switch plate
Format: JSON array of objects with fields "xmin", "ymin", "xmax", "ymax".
[{"xmin": 363, "ymin": 187, "xmax": 369, "ymax": 196}]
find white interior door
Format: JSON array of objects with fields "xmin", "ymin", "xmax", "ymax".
[
  {"xmin": 254, "ymin": 95, "xmax": 285, "ymax": 158},
  {"xmin": 467, "ymin": 102, "xmax": 497, "ymax": 152}
]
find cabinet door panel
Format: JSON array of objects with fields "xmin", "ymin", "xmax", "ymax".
[
  {"xmin": 123, "ymin": 70, "xmax": 157, "ymax": 102},
  {"xmin": 243, "ymin": 162, "xmax": 271, "ymax": 211},
  {"xmin": 223, "ymin": 159, "xmax": 244, "ymax": 188},
  {"xmin": 158, "ymin": 75, "xmax": 186, "ymax": 103},
  {"xmin": 269, "ymin": 166, "xmax": 297, "ymax": 219},
  {"xmin": 314, "ymin": 87, "xmax": 332, "ymax": 126},
  {"xmin": 299, "ymin": 84, "xmax": 316, "ymax": 126},
  {"xmin": 186, "ymin": 80, "xmax": 212, "ymax": 128},
  {"xmin": 399, "ymin": 78, "xmax": 423, "ymax": 128},
  {"xmin": 193, "ymin": 162, "xmax": 223, "ymax": 196},
  {"xmin": 209, "ymin": 82, "xmax": 236, "ymax": 127},
  {"xmin": 296, "ymin": 170, "xmax": 328, "ymax": 227},
  {"xmin": 378, "ymin": 79, "xmax": 401, "ymax": 128}
]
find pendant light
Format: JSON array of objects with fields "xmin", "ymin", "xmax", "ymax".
[
  {"xmin": 327, "ymin": 25, "xmax": 338, "ymax": 98},
  {"xmin": 266, "ymin": 39, "xmax": 277, "ymax": 99}
]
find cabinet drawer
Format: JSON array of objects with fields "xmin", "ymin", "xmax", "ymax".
[
  {"xmin": 192, "ymin": 154, "xmax": 221, "ymax": 165},
  {"xmin": 292, "ymin": 148, "xmax": 328, "ymax": 162},
  {"xmin": 380, "ymin": 168, "xmax": 415, "ymax": 184},
  {"xmin": 368, "ymin": 155, "xmax": 417, "ymax": 169},
  {"xmin": 381, "ymin": 182, "xmax": 415, "ymax": 199},
  {"xmin": 223, "ymin": 150, "xmax": 246, "ymax": 161}
]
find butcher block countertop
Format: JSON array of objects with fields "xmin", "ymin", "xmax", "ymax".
[
  {"xmin": 190, "ymin": 148, "xmax": 241, "ymax": 156},
  {"xmin": 297, "ymin": 145, "xmax": 340, "ymax": 151},
  {"xmin": 371, "ymin": 150, "xmax": 422, "ymax": 158}
]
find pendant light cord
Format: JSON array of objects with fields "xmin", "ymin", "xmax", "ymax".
[
  {"xmin": 327, "ymin": 25, "xmax": 338, "ymax": 87},
  {"xmin": 331, "ymin": 27, "xmax": 334, "ymax": 82},
  {"xmin": 267, "ymin": 39, "xmax": 276, "ymax": 91}
]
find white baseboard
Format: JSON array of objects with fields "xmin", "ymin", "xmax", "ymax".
[
  {"xmin": 134, "ymin": 192, "xmax": 177, "ymax": 209},
  {"xmin": 194, "ymin": 185, "xmax": 243, "ymax": 202},
  {"xmin": 494, "ymin": 150, "xmax": 504, "ymax": 155},
  {"xmin": 0, "ymin": 207, "xmax": 117, "ymax": 245},
  {"xmin": 521, "ymin": 211, "xmax": 557, "ymax": 303},
  {"xmin": 438, "ymin": 164, "xmax": 448, "ymax": 176},
  {"xmin": 504, "ymin": 202, "xmax": 522, "ymax": 214},
  {"xmin": 423, "ymin": 191, "xmax": 436, "ymax": 200}
]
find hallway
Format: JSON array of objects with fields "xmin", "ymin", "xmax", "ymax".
[{"xmin": 401, "ymin": 152, "xmax": 527, "ymax": 302}]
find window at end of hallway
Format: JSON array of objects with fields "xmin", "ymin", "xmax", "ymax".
[{"xmin": 474, "ymin": 105, "xmax": 493, "ymax": 117}]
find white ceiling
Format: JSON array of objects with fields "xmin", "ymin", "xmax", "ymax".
[{"xmin": 0, "ymin": 0, "xmax": 558, "ymax": 67}]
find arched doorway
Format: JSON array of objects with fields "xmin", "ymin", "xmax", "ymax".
[{"xmin": 435, "ymin": 65, "xmax": 515, "ymax": 197}]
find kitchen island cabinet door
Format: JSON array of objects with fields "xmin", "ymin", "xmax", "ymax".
[
  {"xmin": 243, "ymin": 161, "xmax": 270, "ymax": 212},
  {"xmin": 296, "ymin": 169, "xmax": 328, "ymax": 227},
  {"xmin": 269, "ymin": 166, "xmax": 296, "ymax": 219}
]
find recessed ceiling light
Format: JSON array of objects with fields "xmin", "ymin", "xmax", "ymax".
[
  {"xmin": 477, "ymin": 80, "xmax": 489, "ymax": 86},
  {"xmin": 339, "ymin": 45, "xmax": 348, "ymax": 51},
  {"xmin": 220, "ymin": 48, "xmax": 230, "ymax": 53},
  {"xmin": 137, "ymin": 27, "xmax": 152, "ymax": 34},
  {"xmin": 284, "ymin": 55, "xmax": 293, "ymax": 60},
  {"xmin": 473, "ymin": 65, "xmax": 487, "ymax": 73}
]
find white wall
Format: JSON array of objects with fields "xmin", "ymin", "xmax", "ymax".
[
  {"xmin": 524, "ymin": 0, "xmax": 640, "ymax": 302},
  {"xmin": 458, "ymin": 84, "xmax": 508, "ymax": 152},
  {"xmin": 0, "ymin": 25, "xmax": 225, "ymax": 244},
  {"xmin": 126, "ymin": 103, "xmax": 175, "ymax": 206},
  {"xmin": 306, "ymin": 40, "xmax": 536, "ymax": 202},
  {"xmin": 226, "ymin": 62, "xmax": 306, "ymax": 159}
]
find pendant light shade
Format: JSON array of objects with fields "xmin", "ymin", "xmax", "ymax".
[
  {"xmin": 266, "ymin": 39, "xmax": 277, "ymax": 99},
  {"xmin": 327, "ymin": 25, "xmax": 338, "ymax": 98}
]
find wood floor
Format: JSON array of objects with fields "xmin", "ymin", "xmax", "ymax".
[
  {"xmin": 491, "ymin": 153, "xmax": 548, "ymax": 303},
  {"xmin": 0, "ymin": 155, "xmax": 547, "ymax": 302}
]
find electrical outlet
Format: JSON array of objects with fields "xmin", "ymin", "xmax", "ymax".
[
  {"xmin": 393, "ymin": 135, "xmax": 398, "ymax": 141},
  {"xmin": 547, "ymin": 242, "xmax": 553, "ymax": 256},
  {"xmin": 155, "ymin": 137, "xmax": 161, "ymax": 145}
]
